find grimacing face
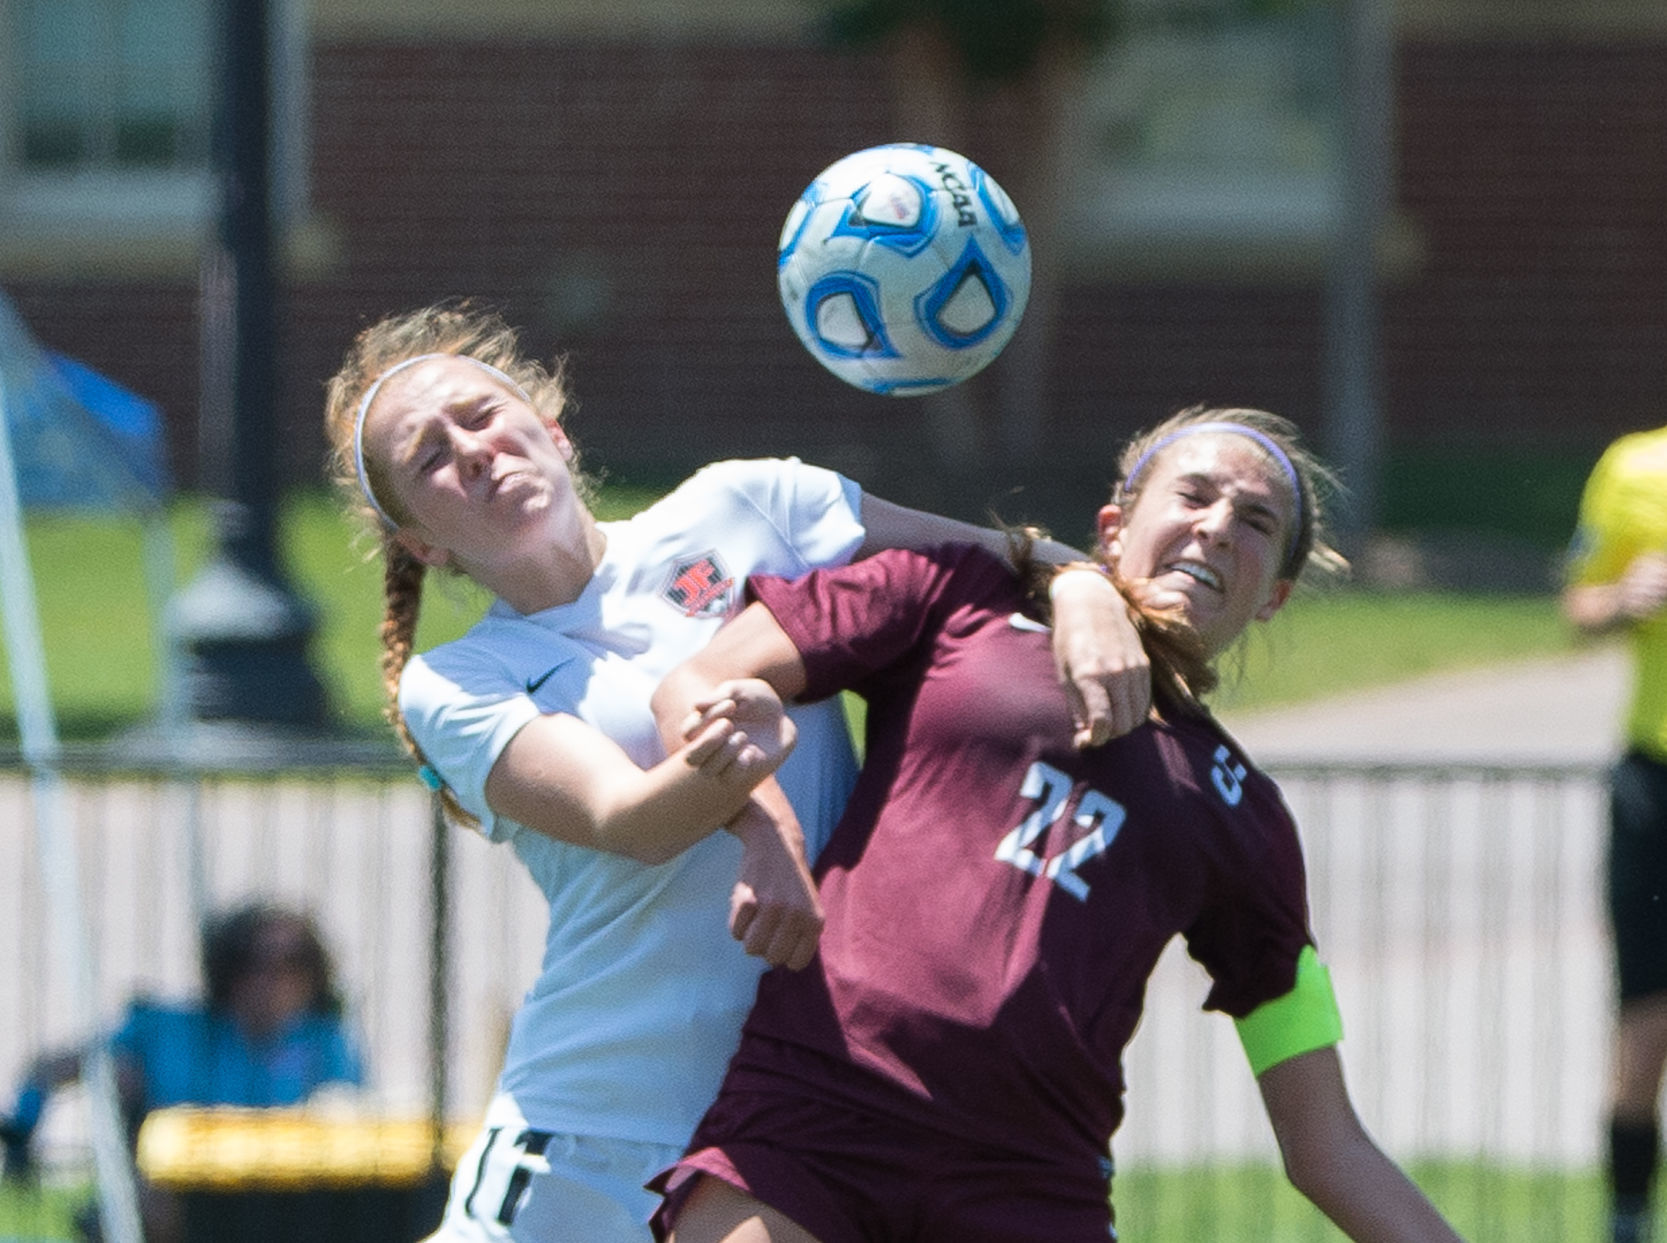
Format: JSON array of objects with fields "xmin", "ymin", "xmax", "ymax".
[
  {"xmin": 1099, "ymin": 432, "xmax": 1296, "ymax": 657},
  {"xmin": 360, "ymin": 355, "xmax": 579, "ymax": 572}
]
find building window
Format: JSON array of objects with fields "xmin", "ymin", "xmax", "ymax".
[
  {"xmin": 0, "ymin": 0, "xmax": 307, "ymax": 263},
  {"xmin": 14, "ymin": 0, "xmax": 212, "ymax": 174},
  {"xmin": 1069, "ymin": 4, "xmax": 1342, "ymax": 273}
]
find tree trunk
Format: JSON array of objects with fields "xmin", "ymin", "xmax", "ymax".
[{"xmin": 880, "ymin": 23, "xmax": 1088, "ymax": 518}]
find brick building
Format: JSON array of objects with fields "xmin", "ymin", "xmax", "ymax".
[{"xmin": 2, "ymin": 0, "xmax": 1664, "ymax": 536}]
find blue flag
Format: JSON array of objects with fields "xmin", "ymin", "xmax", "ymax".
[{"xmin": 0, "ymin": 290, "xmax": 169, "ymax": 513}]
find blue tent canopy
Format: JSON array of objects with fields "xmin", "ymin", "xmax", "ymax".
[
  {"xmin": 0, "ymin": 290, "xmax": 169, "ymax": 512},
  {"xmin": 0, "ymin": 283, "xmax": 182, "ymax": 734}
]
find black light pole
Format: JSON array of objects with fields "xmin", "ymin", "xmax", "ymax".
[{"xmin": 169, "ymin": 0, "xmax": 328, "ymax": 731}]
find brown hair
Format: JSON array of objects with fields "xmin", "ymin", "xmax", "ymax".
[
  {"xmin": 1018, "ymin": 538, "xmax": 1220, "ymax": 714},
  {"xmin": 323, "ymin": 301, "xmax": 587, "ymax": 826},
  {"xmin": 202, "ymin": 902, "xmax": 341, "ymax": 1017},
  {"xmin": 1023, "ymin": 404, "xmax": 1347, "ymax": 714}
]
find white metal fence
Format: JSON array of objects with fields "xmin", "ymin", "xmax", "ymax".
[{"xmin": 0, "ymin": 753, "xmax": 1614, "ymax": 1240}]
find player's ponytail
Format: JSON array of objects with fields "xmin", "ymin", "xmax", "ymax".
[
  {"xmin": 380, "ymin": 541, "xmax": 480, "ymax": 831},
  {"xmin": 1010, "ymin": 526, "xmax": 1215, "ymax": 716},
  {"xmin": 1110, "ymin": 572, "xmax": 1217, "ymax": 714}
]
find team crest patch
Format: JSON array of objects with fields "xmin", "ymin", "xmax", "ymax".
[{"xmin": 663, "ymin": 553, "xmax": 735, "ymax": 618}]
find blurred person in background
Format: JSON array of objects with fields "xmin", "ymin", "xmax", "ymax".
[
  {"xmin": 0, "ymin": 901, "xmax": 364, "ymax": 1241},
  {"xmin": 650, "ymin": 407, "xmax": 1464, "ymax": 1243},
  {"xmin": 1563, "ymin": 424, "xmax": 1667, "ymax": 1243},
  {"xmin": 322, "ymin": 300, "xmax": 1149, "ymax": 1243}
]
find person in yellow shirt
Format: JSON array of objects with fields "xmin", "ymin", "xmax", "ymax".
[{"xmin": 1564, "ymin": 425, "xmax": 1667, "ymax": 1243}]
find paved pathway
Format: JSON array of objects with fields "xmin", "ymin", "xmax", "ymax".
[{"xmin": 1218, "ymin": 641, "xmax": 1631, "ymax": 766}]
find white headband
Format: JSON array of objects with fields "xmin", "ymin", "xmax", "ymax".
[{"xmin": 352, "ymin": 352, "xmax": 533, "ymax": 528}]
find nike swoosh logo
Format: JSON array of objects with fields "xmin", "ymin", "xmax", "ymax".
[
  {"xmin": 1008, "ymin": 613, "xmax": 1050, "ymax": 634},
  {"xmin": 525, "ymin": 666, "xmax": 562, "ymax": 694}
]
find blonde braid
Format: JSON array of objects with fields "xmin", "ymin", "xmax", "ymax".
[{"xmin": 380, "ymin": 540, "xmax": 479, "ymax": 830}]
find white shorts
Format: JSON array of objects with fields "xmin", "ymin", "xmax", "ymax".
[{"xmin": 424, "ymin": 1095, "xmax": 683, "ymax": 1243}]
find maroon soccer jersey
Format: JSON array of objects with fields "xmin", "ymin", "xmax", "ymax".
[{"xmin": 735, "ymin": 545, "xmax": 1318, "ymax": 1165}]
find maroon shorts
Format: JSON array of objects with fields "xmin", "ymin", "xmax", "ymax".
[{"xmin": 650, "ymin": 1069, "xmax": 1115, "ymax": 1243}]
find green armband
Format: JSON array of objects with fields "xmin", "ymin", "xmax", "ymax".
[{"xmin": 1234, "ymin": 946, "xmax": 1344, "ymax": 1077}]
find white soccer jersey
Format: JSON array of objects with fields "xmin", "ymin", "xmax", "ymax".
[{"xmin": 399, "ymin": 458, "xmax": 865, "ymax": 1147}]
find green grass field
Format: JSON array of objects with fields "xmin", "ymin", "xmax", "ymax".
[
  {"xmin": 0, "ymin": 485, "xmax": 659, "ymax": 742},
  {"xmin": 1206, "ymin": 585, "xmax": 1574, "ymax": 714},
  {"xmin": 0, "ymin": 1160, "xmax": 1624, "ymax": 1241},
  {"xmin": 0, "ymin": 484, "xmax": 1580, "ymax": 742},
  {"xmin": 1112, "ymin": 1159, "xmax": 1614, "ymax": 1241},
  {"xmin": 0, "ymin": 1179, "xmax": 82, "ymax": 1239}
]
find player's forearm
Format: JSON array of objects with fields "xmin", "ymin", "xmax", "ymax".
[
  {"xmin": 1290, "ymin": 1131, "xmax": 1464, "ymax": 1243},
  {"xmin": 651, "ymin": 606, "xmax": 808, "ymax": 756},
  {"xmin": 586, "ymin": 749, "xmax": 790, "ymax": 865},
  {"xmin": 486, "ymin": 714, "xmax": 786, "ymax": 865},
  {"xmin": 1260, "ymin": 1049, "xmax": 1465, "ymax": 1243},
  {"xmin": 654, "ymin": 660, "xmax": 730, "ymax": 756},
  {"xmin": 1565, "ymin": 553, "xmax": 1667, "ymax": 634},
  {"xmin": 724, "ymin": 779, "xmax": 803, "ymax": 847}
]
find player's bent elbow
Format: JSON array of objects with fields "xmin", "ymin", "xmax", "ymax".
[
  {"xmin": 1277, "ymin": 1111, "xmax": 1387, "ymax": 1216},
  {"xmin": 1278, "ymin": 1141, "xmax": 1334, "ymax": 1206}
]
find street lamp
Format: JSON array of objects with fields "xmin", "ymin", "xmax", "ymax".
[{"xmin": 169, "ymin": 0, "xmax": 328, "ymax": 733}]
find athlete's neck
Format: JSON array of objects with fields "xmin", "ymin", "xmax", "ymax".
[{"xmin": 468, "ymin": 515, "xmax": 608, "ymax": 615}]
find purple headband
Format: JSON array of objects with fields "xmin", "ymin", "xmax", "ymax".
[{"xmin": 1122, "ymin": 421, "xmax": 1305, "ymax": 569}]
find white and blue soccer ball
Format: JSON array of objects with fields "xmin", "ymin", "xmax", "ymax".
[{"xmin": 777, "ymin": 143, "xmax": 1031, "ymax": 396}]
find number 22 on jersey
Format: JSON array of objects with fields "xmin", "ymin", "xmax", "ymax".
[{"xmin": 993, "ymin": 761, "xmax": 1125, "ymax": 902}]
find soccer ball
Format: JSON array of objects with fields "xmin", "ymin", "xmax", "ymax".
[{"xmin": 777, "ymin": 143, "xmax": 1031, "ymax": 396}]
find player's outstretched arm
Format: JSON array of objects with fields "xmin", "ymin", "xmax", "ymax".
[
  {"xmin": 1259, "ymin": 1048, "xmax": 1466, "ymax": 1243},
  {"xmin": 856, "ymin": 494, "xmax": 1151, "ymax": 743},
  {"xmin": 483, "ymin": 677, "xmax": 794, "ymax": 866}
]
